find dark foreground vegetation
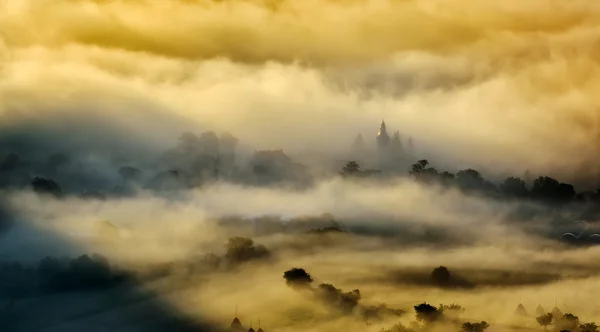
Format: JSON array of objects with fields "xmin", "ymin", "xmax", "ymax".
[
  {"xmin": 282, "ymin": 266, "xmax": 599, "ymax": 332},
  {"xmin": 0, "ymin": 236, "xmax": 271, "ymax": 301}
]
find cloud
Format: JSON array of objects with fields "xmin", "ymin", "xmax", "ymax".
[
  {"xmin": 2, "ymin": 1, "xmax": 600, "ymax": 186},
  {"xmin": 2, "ymin": 177, "xmax": 600, "ymax": 329}
]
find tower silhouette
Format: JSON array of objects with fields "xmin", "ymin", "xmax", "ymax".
[{"xmin": 376, "ymin": 120, "xmax": 390, "ymax": 150}]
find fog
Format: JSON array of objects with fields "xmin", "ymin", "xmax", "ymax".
[
  {"xmin": 2, "ymin": 0, "xmax": 600, "ymax": 183},
  {"xmin": 1, "ymin": 0, "xmax": 600, "ymax": 331},
  {"xmin": 3, "ymin": 180, "xmax": 600, "ymax": 331}
]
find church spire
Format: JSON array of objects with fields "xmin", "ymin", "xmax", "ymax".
[
  {"xmin": 353, "ymin": 133, "xmax": 364, "ymax": 148},
  {"xmin": 378, "ymin": 120, "xmax": 388, "ymax": 137},
  {"xmin": 377, "ymin": 120, "xmax": 390, "ymax": 149},
  {"xmin": 257, "ymin": 318, "xmax": 264, "ymax": 332},
  {"xmin": 230, "ymin": 305, "xmax": 243, "ymax": 331},
  {"xmin": 392, "ymin": 131, "xmax": 401, "ymax": 144}
]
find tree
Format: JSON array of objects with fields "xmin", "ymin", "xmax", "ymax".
[
  {"xmin": 439, "ymin": 303, "xmax": 465, "ymax": 317},
  {"xmin": 178, "ymin": 132, "xmax": 202, "ymax": 154},
  {"xmin": 201, "ymin": 253, "xmax": 222, "ymax": 270},
  {"xmin": 316, "ymin": 283, "xmax": 361, "ymax": 313},
  {"xmin": 361, "ymin": 303, "xmax": 405, "ymax": 322},
  {"xmin": 379, "ymin": 322, "xmax": 415, "ymax": 332},
  {"xmin": 409, "ymin": 160, "xmax": 439, "ymax": 183},
  {"xmin": 455, "ymin": 169, "xmax": 499, "ymax": 196},
  {"xmin": 31, "ymin": 177, "xmax": 62, "ymax": 197},
  {"xmin": 283, "ymin": 268, "xmax": 313, "ymax": 288},
  {"xmin": 421, "ymin": 167, "xmax": 439, "ymax": 180},
  {"xmin": 462, "ymin": 321, "xmax": 490, "ymax": 332},
  {"xmin": 581, "ymin": 322, "xmax": 600, "ymax": 332},
  {"xmin": 456, "ymin": 169, "xmax": 485, "ymax": 191},
  {"xmin": 410, "ymin": 160, "xmax": 429, "ymax": 175},
  {"xmin": 531, "ymin": 176, "xmax": 575, "ymax": 205},
  {"xmin": 38, "ymin": 256, "xmax": 64, "ymax": 278},
  {"xmin": 38, "ymin": 254, "xmax": 119, "ymax": 291},
  {"xmin": 431, "ymin": 266, "xmax": 451, "ymax": 286},
  {"xmin": 224, "ymin": 237, "xmax": 270, "ymax": 265},
  {"xmin": 536, "ymin": 312, "xmax": 553, "ymax": 330},
  {"xmin": 499, "ymin": 177, "xmax": 529, "ymax": 199},
  {"xmin": 555, "ymin": 313, "xmax": 580, "ymax": 332},
  {"xmin": 414, "ymin": 302, "xmax": 442, "ymax": 323},
  {"xmin": 341, "ymin": 161, "xmax": 361, "ymax": 176},
  {"xmin": 439, "ymin": 171, "xmax": 455, "ymax": 185},
  {"xmin": 198, "ymin": 131, "xmax": 220, "ymax": 156}
]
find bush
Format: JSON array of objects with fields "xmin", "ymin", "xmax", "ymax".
[
  {"xmin": 414, "ymin": 302, "xmax": 443, "ymax": 323},
  {"xmin": 283, "ymin": 268, "xmax": 313, "ymax": 288},
  {"xmin": 431, "ymin": 266, "xmax": 451, "ymax": 285},
  {"xmin": 315, "ymin": 283, "xmax": 361, "ymax": 313},
  {"xmin": 224, "ymin": 237, "xmax": 270, "ymax": 265},
  {"xmin": 462, "ymin": 321, "xmax": 490, "ymax": 332},
  {"xmin": 31, "ymin": 177, "xmax": 62, "ymax": 197}
]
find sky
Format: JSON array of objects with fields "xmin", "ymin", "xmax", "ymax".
[{"xmin": 1, "ymin": 0, "xmax": 600, "ymax": 187}]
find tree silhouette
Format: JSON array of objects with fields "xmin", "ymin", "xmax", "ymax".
[
  {"xmin": 581, "ymin": 322, "xmax": 600, "ymax": 332},
  {"xmin": 531, "ymin": 176, "xmax": 575, "ymax": 205},
  {"xmin": 178, "ymin": 132, "xmax": 202, "ymax": 154},
  {"xmin": 37, "ymin": 254, "xmax": 126, "ymax": 291},
  {"xmin": 414, "ymin": 302, "xmax": 442, "ymax": 323},
  {"xmin": 456, "ymin": 169, "xmax": 484, "ymax": 187},
  {"xmin": 431, "ymin": 266, "xmax": 451, "ymax": 286},
  {"xmin": 341, "ymin": 161, "xmax": 361, "ymax": 176},
  {"xmin": 439, "ymin": 303, "xmax": 465, "ymax": 317},
  {"xmin": 38, "ymin": 256, "xmax": 64, "ymax": 279},
  {"xmin": 224, "ymin": 237, "xmax": 270, "ymax": 265},
  {"xmin": 455, "ymin": 169, "xmax": 500, "ymax": 196},
  {"xmin": 536, "ymin": 312, "xmax": 553, "ymax": 330},
  {"xmin": 555, "ymin": 313, "xmax": 580, "ymax": 332},
  {"xmin": 379, "ymin": 322, "xmax": 415, "ymax": 332},
  {"xmin": 31, "ymin": 177, "xmax": 62, "ymax": 197},
  {"xmin": 439, "ymin": 171, "xmax": 455, "ymax": 185},
  {"xmin": 410, "ymin": 160, "xmax": 429, "ymax": 175},
  {"xmin": 201, "ymin": 253, "xmax": 222, "ymax": 270},
  {"xmin": 198, "ymin": 131, "xmax": 220, "ymax": 156},
  {"xmin": 410, "ymin": 160, "xmax": 439, "ymax": 183},
  {"xmin": 500, "ymin": 177, "xmax": 529, "ymax": 199},
  {"xmin": 283, "ymin": 268, "xmax": 313, "ymax": 288},
  {"xmin": 462, "ymin": 321, "xmax": 490, "ymax": 332},
  {"xmin": 316, "ymin": 283, "xmax": 361, "ymax": 313}
]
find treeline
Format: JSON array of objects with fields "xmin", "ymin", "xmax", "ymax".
[
  {"xmin": 536, "ymin": 312, "xmax": 598, "ymax": 332},
  {"xmin": 0, "ymin": 254, "xmax": 130, "ymax": 298},
  {"xmin": 282, "ymin": 267, "xmax": 405, "ymax": 322},
  {"xmin": 341, "ymin": 159, "xmax": 600, "ymax": 207},
  {"xmin": 282, "ymin": 265, "xmax": 598, "ymax": 332},
  {"xmin": 282, "ymin": 267, "xmax": 488, "ymax": 331},
  {"xmin": 0, "ymin": 236, "xmax": 272, "ymax": 299},
  {"xmin": 0, "ymin": 129, "xmax": 316, "ymax": 198}
]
